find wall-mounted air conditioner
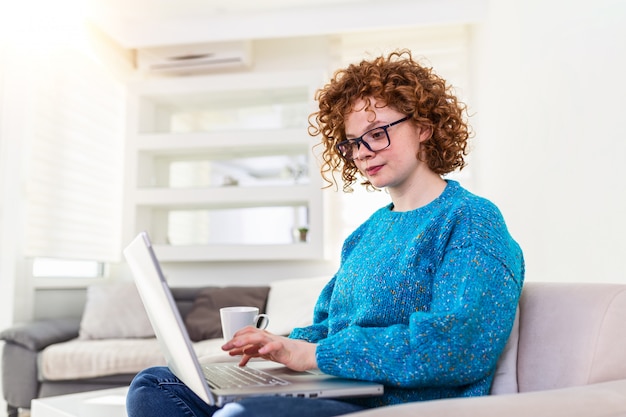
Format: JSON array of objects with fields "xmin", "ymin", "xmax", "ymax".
[{"xmin": 136, "ymin": 41, "xmax": 252, "ymax": 76}]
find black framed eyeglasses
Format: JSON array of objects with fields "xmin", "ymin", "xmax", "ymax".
[{"xmin": 335, "ymin": 116, "xmax": 410, "ymax": 160}]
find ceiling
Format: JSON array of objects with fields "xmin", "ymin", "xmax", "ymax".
[{"xmin": 86, "ymin": 0, "xmax": 486, "ymax": 49}]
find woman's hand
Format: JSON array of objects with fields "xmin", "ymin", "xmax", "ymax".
[{"xmin": 221, "ymin": 326, "xmax": 317, "ymax": 372}]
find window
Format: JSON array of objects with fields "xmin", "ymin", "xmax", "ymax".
[{"xmin": 23, "ymin": 45, "xmax": 126, "ymax": 264}]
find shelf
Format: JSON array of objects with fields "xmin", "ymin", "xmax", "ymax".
[
  {"xmin": 133, "ymin": 129, "xmax": 310, "ymax": 155},
  {"xmin": 128, "ymin": 70, "xmax": 323, "ymax": 96},
  {"xmin": 124, "ymin": 69, "xmax": 326, "ymax": 261},
  {"xmin": 152, "ymin": 242, "xmax": 323, "ymax": 262},
  {"xmin": 134, "ymin": 186, "xmax": 314, "ymax": 207},
  {"xmin": 126, "ymin": 70, "xmax": 320, "ymax": 135}
]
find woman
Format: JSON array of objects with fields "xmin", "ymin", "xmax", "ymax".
[{"xmin": 126, "ymin": 49, "xmax": 524, "ymax": 417}]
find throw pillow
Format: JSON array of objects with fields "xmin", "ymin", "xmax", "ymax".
[
  {"xmin": 79, "ymin": 282, "xmax": 155, "ymax": 340},
  {"xmin": 184, "ymin": 286, "xmax": 270, "ymax": 342},
  {"xmin": 265, "ymin": 276, "xmax": 329, "ymax": 336}
]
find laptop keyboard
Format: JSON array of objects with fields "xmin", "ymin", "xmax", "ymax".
[{"xmin": 203, "ymin": 364, "xmax": 290, "ymax": 389}]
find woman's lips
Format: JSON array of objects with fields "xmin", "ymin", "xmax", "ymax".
[{"xmin": 365, "ymin": 165, "xmax": 383, "ymax": 176}]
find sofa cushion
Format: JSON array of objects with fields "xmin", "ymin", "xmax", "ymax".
[
  {"xmin": 184, "ymin": 286, "xmax": 270, "ymax": 342},
  {"xmin": 517, "ymin": 283, "xmax": 626, "ymax": 392},
  {"xmin": 265, "ymin": 276, "xmax": 330, "ymax": 336},
  {"xmin": 38, "ymin": 338, "xmax": 227, "ymax": 381},
  {"xmin": 79, "ymin": 282, "xmax": 154, "ymax": 340}
]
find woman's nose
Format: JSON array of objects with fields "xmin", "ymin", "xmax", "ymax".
[{"xmin": 354, "ymin": 143, "xmax": 375, "ymax": 160}]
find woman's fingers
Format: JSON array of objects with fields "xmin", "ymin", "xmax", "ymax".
[
  {"xmin": 221, "ymin": 327, "xmax": 316, "ymax": 371},
  {"xmin": 222, "ymin": 326, "xmax": 268, "ymax": 350}
]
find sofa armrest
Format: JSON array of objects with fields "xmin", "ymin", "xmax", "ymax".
[
  {"xmin": 349, "ymin": 379, "xmax": 626, "ymax": 417},
  {"xmin": 0, "ymin": 318, "xmax": 81, "ymax": 351}
]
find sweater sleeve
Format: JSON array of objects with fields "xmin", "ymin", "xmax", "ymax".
[{"xmin": 315, "ymin": 244, "xmax": 523, "ymax": 388}]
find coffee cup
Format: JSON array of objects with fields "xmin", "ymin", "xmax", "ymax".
[{"xmin": 220, "ymin": 306, "xmax": 270, "ymax": 340}]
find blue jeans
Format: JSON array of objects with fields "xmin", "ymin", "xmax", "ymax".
[{"xmin": 126, "ymin": 366, "xmax": 367, "ymax": 417}]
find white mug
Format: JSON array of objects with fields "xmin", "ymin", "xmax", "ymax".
[{"xmin": 220, "ymin": 306, "xmax": 270, "ymax": 340}]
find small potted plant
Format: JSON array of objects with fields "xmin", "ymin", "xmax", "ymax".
[{"xmin": 297, "ymin": 227, "xmax": 309, "ymax": 242}]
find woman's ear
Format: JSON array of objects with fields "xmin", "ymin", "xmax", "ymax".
[{"xmin": 418, "ymin": 126, "xmax": 433, "ymax": 143}]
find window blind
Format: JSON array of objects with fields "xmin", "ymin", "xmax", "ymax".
[{"xmin": 24, "ymin": 47, "xmax": 125, "ymax": 262}]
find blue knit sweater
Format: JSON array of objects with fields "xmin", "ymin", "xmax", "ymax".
[{"xmin": 290, "ymin": 180, "xmax": 525, "ymax": 407}]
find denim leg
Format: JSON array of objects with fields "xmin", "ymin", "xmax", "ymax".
[
  {"xmin": 127, "ymin": 366, "xmax": 367, "ymax": 417},
  {"xmin": 126, "ymin": 366, "xmax": 219, "ymax": 417},
  {"xmin": 215, "ymin": 397, "xmax": 366, "ymax": 417}
]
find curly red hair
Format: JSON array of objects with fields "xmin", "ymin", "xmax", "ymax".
[{"xmin": 308, "ymin": 49, "xmax": 471, "ymax": 192}]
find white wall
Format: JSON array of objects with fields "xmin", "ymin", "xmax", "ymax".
[{"xmin": 469, "ymin": 0, "xmax": 626, "ymax": 283}]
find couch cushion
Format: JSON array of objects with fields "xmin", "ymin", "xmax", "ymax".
[
  {"xmin": 38, "ymin": 338, "xmax": 227, "ymax": 381},
  {"xmin": 184, "ymin": 286, "xmax": 270, "ymax": 342},
  {"xmin": 517, "ymin": 282, "xmax": 626, "ymax": 392},
  {"xmin": 264, "ymin": 276, "xmax": 330, "ymax": 336},
  {"xmin": 79, "ymin": 282, "xmax": 154, "ymax": 340},
  {"xmin": 172, "ymin": 287, "xmax": 213, "ymax": 318}
]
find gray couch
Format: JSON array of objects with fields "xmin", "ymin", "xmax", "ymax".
[
  {"xmin": 3, "ymin": 280, "xmax": 626, "ymax": 417},
  {"xmin": 0, "ymin": 287, "xmax": 204, "ymax": 417}
]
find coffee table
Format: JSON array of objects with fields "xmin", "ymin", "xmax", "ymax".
[{"xmin": 30, "ymin": 387, "xmax": 128, "ymax": 417}]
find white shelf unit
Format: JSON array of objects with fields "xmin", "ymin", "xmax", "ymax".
[{"xmin": 124, "ymin": 70, "xmax": 326, "ymax": 261}]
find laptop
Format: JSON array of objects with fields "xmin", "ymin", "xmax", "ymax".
[{"xmin": 123, "ymin": 231, "xmax": 383, "ymax": 407}]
